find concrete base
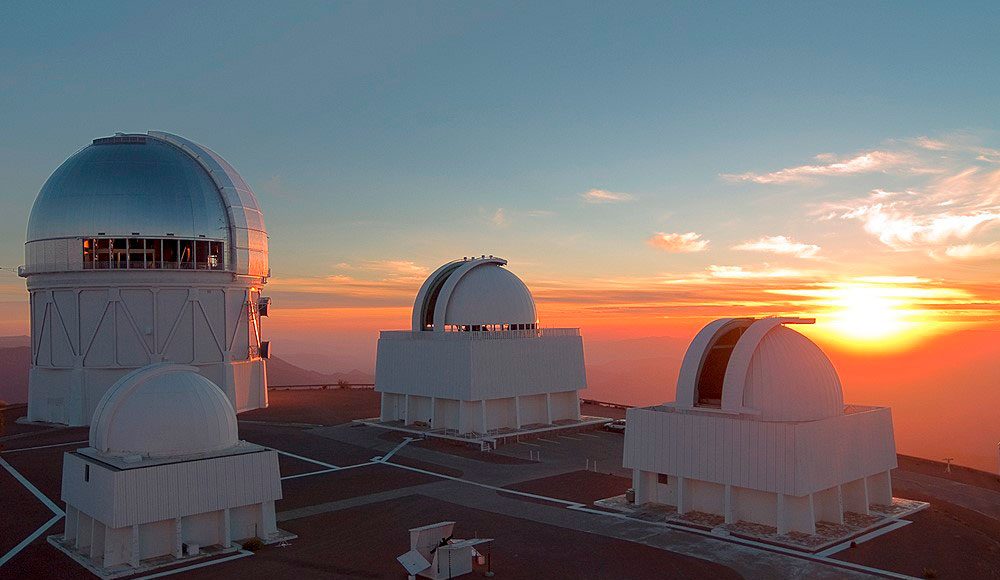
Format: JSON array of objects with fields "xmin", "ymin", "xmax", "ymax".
[
  {"xmin": 594, "ymin": 494, "xmax": 928, "ymax": 554},
  {"xmin": 47, "ymin": 529, "xmax": 296, "ymax": 579}
]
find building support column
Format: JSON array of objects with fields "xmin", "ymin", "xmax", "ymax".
[
  {"xmin": 173, "ymin": 517, "xmax": 183, "ymax": 558},
  {"xmin": 458, "ymin": 401, "xmax": 465, "ymax": 434},
  {"xmin": 480, "ymin": 399, "xmax": 487, "ymax": 434},
  {"xmin": 776, "ymin": 493, "xmax": 788, "ymax": 535},
  {"xmin": 676, "ymin": 476, "xmax": 690, "ymax": 515},
  {"xmin": 545, "ymin": 394, "xmax": 552, "ymax": 425},
  {"xmin": 130, "ymin": 524, "xmax": 140, "ymax": 567},
  {"xmin": 633, "ymin": 470, "xmax": 657, "ymax": 505},
  {"xmin": 514, "ymin": 396, "xmax": 522, "ymax": 429},
  {"xmin": 64, "ymin": 505, "xmax": 78, "ymax": 545},
  {"xmin": 842, "ymin": 478, "xmax": 870, "ymax": 515},
  {"xmin": 429, "ymin": 397, "xmax": 436, "ymax": 429},
  {"xmin": 222, "ymin": 508, "xmax": 232, "ymax": 548},
  {"xmin": 403, "ymin": 394, "xmax": 410, "ymax": 426},
  {"xmin": 723, "ymin": 485, "xmax": 735, "ymax": 524}
]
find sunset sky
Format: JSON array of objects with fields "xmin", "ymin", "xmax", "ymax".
[{"xmin": 2, "ymin": 2, "xmax": 998, "ymax": 356}]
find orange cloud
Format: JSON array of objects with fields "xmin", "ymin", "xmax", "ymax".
[
  {"xmin": 732, "ymin": 235, "xmax": 820, "ymax": 258},
  {"xmin": 646, "ymin": 232, "xmax": 709, "ymax": 253}
]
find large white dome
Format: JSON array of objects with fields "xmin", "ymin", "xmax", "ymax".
[
  {"xmin": 675, "ymin": 317, "xmax": 844, "ymax": 421},
  {"xmin": 89, "ymin": 363, "xmax": 239, "ymax": 458},
  {"xmin": 411, "ymin": 257, "xmax": 537, "ymax": 331},
  {"xmin": 24, "ymin": 131, "xmax": 268, "ymax": 277}
]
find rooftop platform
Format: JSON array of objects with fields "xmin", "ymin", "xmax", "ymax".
[{"xmin": 3, "ymin": 389, "xmax": 999, "ymax": 579}]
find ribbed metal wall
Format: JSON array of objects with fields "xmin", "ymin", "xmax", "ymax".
[
  {"xmin": 62, "ymin": 450, "xmax": 281, "ymax": 528},
  {"xmin": 623, "ymin": 406, "xmax": 896, "ymax": 496}
]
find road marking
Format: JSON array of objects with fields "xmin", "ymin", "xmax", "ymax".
[
  {"xmin": 814, "ymin": 519, "xmax": 912, "ymax": 557},
  {"xmin": 577, "ymin": 433, "xmax": 602, "ymax": 439},
  {"xmin": 131, "ymin": 549, "xmax": 254, "ymax": 579},
  {"xmin": 558, "ymin": 435, "xmax": 583, "ymax": 441},
  {"xmin": 379, "ymin": 437, "xmax": 414, "ymax": 463},
  {"xmin": 517, "ymin": 442, "xmax": 540, "ymax": 447},
  {"xmin": 535, "ymin": 438, "xmax": 559, "ymax": 444},
  {"xmin": 0, "ymin": 440, "xmax": 89, "ymax": 454},
  {"xmin": 269, "ymin": 448, "xmax": 338, "ymax": 470},
  {"xmin": 281, "ymin": 461, "xmax": 377, "ymax": 481},
  {"xmin": 0, "ymin": 514, "xmax": 62, "ymax": 567},
  {"xmin": 0, "ymin": 457, "xmax": 63, "ymax": 516},
  {"xmin": 0, "ymin": 457, "xmax": 66, "ymax": 567}
]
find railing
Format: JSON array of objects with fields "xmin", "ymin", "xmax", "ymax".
[
  {"xmin": 268, "ymin": 383, "xmax": 375, "ymax": 390},
  {"xmin": 379, "ymin": 328, "xmax": 580, "ymax": 340}
]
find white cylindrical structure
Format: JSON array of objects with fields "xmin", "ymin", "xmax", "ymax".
[{"xmin": 21, "ymin": 131, "xmax": 271, "ymax": 425}]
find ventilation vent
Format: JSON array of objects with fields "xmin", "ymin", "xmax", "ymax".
[{"xmin": 93, "ymin": 135, "xmax": 147, "ymax": 145}]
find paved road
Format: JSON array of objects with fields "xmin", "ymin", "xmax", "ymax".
[{"xmin": 893, "ymin": 469, "xmax": 1000, "ymax": 520}]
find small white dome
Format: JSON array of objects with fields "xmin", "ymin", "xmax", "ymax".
[
  {"xmin": 89, "ymin": 363, "xmax": 238, "ymax": 458},
  {"xmin": 443, "ymin": 262, "xmax": 536, "ymax": 326},
  {"xmin": 411, "ymin": 257, "xmax": 537, "ymax": 331},
  {"xmin": 741, "ymin": 325, "xmax": 844, "ymax": 421},
  {"xmin": 676, "ymin": 317, "xmax": 844, "ymax": 421}
]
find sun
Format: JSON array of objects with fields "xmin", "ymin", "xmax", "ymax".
[{"xmin": 825, "ymin": 285, "xmax": 913, "ymax": 344}]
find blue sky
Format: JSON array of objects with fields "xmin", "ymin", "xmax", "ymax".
[{"xmin": 1, "ymin": 2, "xmax": 998, "ymax": 342}]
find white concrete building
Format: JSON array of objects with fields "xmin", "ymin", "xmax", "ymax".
[
  {"xmin": 20, "ymin": 131, "xmax": 271, "ymax": 425},
  {"xmin": 623, "ymin": 317, "xmax": 897, "ymax": 535},
  {"xmin": 376, "ymin": 256, "xmax": 586, "ymax": 436},
  {"xmin": 54, "ymin": 364, "xmax": 289, "ymax": 576}
]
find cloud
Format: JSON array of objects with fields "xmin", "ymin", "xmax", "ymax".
[
  {"xmin": 732, "ymin": 235, "xmax": 820, "ymax": 258},
  {"xmin": 581, "ymin": 189, "xmax": 634, "ymax": 203},
  {"xmin": 491, "ymin": 208, "xmax": 507, "ymax": 227},
  {"xmin": 722, "ymin": 150, "xmax": 908, "ymax": 184},
  {"xmin": 821, "ymin": 165, "xmax": 1000, "ymax": 251},
  {"xmin": 647, "ymin": 232, "xmax": 709, "ymax": 253},
  {"xmin": 707, "ymin": 265, "xmax": 805, "ymax": 279},
  {"xmin": 943, "ymin": 242, "xmax": 1000, "ymax": 260}
]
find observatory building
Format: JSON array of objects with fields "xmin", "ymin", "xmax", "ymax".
[
  {"xmin": 375, "ymin": 256, "xmax": 587, "ymax": 437},
  {"xmin": 623, "ymin": 317, "xmax": 897, "ymax": 535},
  {"xmin": 54, "ymin": 364, "xmax": 290, "ymax": 575},
  {"xmin": 20, "ymin": 131, "xmax": 271, "ymax": 426}
]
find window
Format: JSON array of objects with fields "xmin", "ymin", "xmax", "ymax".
[
  {"xmin": 179, "ymin": 240, "xmax": 194, "ymax": 269},
  {"xmin": 658, "ymin": 473, "xmax": 669, "ymax": 485},
  {"xmin": 163, "ymin": 239, "xmax": 179, "ymax": 269},
  {"xmin": 82, "ymin": 239, "xmax": 94, "ymax": 269},
  {"xmin": 209, "ymin": 241, "xmax": 224, "ymax": 270},
  {"xmin": 84, "ymin": 464, "xmax": 90, "ymax": 482},
  {"xmin": 81, "ymin": 238, "xmax": 225, "ymax": 271},
  {"xmin": 128, "ymin": 238, "xmax": 145, "ymax": 268},
  {"xmin": 112, "ymin": 239, "xmax": 127, "ymax": 268},
  {"xmin": 148, "ymin": 239, "xmax": 162, "ymax": 269}
]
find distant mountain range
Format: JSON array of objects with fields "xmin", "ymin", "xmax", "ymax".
[{"xmin": 0, "ymin": 336, "xmax": 373, "ymax": 405}]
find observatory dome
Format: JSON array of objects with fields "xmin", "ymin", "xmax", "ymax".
[
  {"xmin": 411, "ymin": 257, "xmax": 537, "ymax": 331},
  {"xmin": 89, "ymin": 364, "xmax": 239, "ymax": 458},
  {"xmin": 24, "ymin": 131, "xmax": 268, "ymax": 277},
  {"xmin": 27, "ymin": 136, "xmax": 227, "ymax": 242},
  {"xmin": 677, "ymin": 318, "xmax": 844, "ymax": 421}
]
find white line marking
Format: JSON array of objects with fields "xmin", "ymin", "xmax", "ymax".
[
  {"xmin": 0, "ymin": 457, "xmax": 63, "ymax": 516},
  {"xmin": 558, "ymin": 435, "xmax": 583, "ymax": 441},
  {"xmin": 577, "ymin": 433, "xmax": 602, "ymax": 439},
  {"xmin": 814, "ymin": 519, "xmax": 912, "ymax": 558},
  {"xmin": 269, "ymin": 448, "xmax": 338, "ymax": 470},
  {"xmin": 535, "ymin": 438, "xmax": 559, "ymax": 444},
  {"xmin": 281, "ymin": 461, "xmax": 377, "ymax": 481},
  {"xmin": 379, "ymin": 437, "xmax": 414, "ymax": 463},
  {"xmin": 131, "ymin": 549, "xmax": 254, "ymax": 579},
  {"xmin": 0, "ymin": 514, "xmax": 62, "ymax": 567},
  {"xmin": 0, "ymin": 440, "xmax": 89, "ymax": 454},
  {"xmin": 517, "ymin": 442, "xmax": 540, "ymax": 448}
]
